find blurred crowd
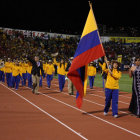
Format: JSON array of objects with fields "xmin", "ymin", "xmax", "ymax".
[
  {"xmin": 98, "ymin": 25, "xmax": 140, "ymax": 37},
  {"xmin": 0, "ymin": 28, "xmax": 140, "ymax": 68},
  {"xmin": 0, "ymin": 29, "xmax": 78, "ymax": 62},
  {"xmin": 103, "ymin": 41, "xmax": 140, "ymax": 65}
]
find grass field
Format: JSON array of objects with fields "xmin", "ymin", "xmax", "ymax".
[
  {"xmin": 54, "ymin": 73, "xmax": 133, "ymax": 93},
  {"xmin": 93, "ymin": 73, "xmax": 132, "ymax": 93}
]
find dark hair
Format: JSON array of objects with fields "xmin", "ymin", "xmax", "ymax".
[{"xmin": 111, "ymin": 61, "xmax": 121, "ymax": 72}]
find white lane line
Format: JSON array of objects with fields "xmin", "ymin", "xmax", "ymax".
[
  {"xmin": 119, "ymin": 95, "xmax": 131, "ymax": 99},
  {"xmin": 37, "ymin": 89, "xmax": 140, "ymax": 137},
  {"xmin": 42, "ymin": 81, "xmax": 129, "ymax": 114},
  {"xmin": 0, "ymin": 83, "xmax": 88, "ymax": 140},
  {"xmin": 50, "ymin": 79, "xmax": 132, "ymax": 99},
  {"xmin": 88, "ymin": 93, "xmax": 129, "ymax": 105},
  {"xmin": 51, "ymin": 82, "xmax": 130, "ymax": 105}
]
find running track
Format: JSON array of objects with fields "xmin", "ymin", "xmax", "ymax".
[{"xmin": 0, "ymin": 79, "xmax": 140, "ymax": 140}]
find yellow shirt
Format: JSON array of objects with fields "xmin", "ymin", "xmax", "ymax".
[
  {"xmin": 104, "ymin": 69, "xmax": 121, "ymax": 89},
  {"xmin": 88, "ymin": 66, "xmax": 96, "ymax": 76},
  {"xmin": 22, "ymin": 63, "xmax": 27, "ymax": 73},
  {"xmin": 43, "ymin": 63, "xmax": 46, "ymax": 71},
  {"xmin": 0, "ymin": 67, "xmax": 5, "ymax": 72},
  {"xmin": 45, "ymin": 64, "xmax": 55, "ymax": 75},
  {"xmin": 5, "ymin": 62, "xmax": 13, "ymax": 73},
  {"xmin": 27, "ymin": 65, "xmax": 32, "ymax": 74},
  {"xmin": 54, "ymin": 58, "xmax": 67, "ymax": 75},
  {"xmin": 12, "ymin": 65, "xmax": 20, "ymax": 77}
]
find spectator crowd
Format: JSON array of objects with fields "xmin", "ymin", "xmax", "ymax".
[{"xmin": 0, "ymin": 28, "xmax": 140, "ymax": 68}]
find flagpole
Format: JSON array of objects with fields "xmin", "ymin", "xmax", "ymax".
[{"xmin": 88, "ymin": 1, "xmax": 110, "ymax": 69}]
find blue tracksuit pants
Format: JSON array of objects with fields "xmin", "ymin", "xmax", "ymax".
[
  {"xmin": 0, "ymin": 70, "xmax": 5, "ymax": 82},
  {"xmin": 46, "ymin": 74, "xmax": 53, "ymax": 87},
  {"xmin": 12, "ymin": 75, "xmax": 20, "ymax": 89},
  {"xmin": 58, "ymin": 74, "xmax": 65, "ymax": 92},
  {"xmin": 39, "ymin": 76, "xmax": 42, "ymax": 87},
  {"xmin": 6, "ymin": 73, "xmax": 12, "ymax": 87},
  {"xmin": 89, "ymin": 76, "xmax": 95, "ymax": 88},
  {"xmin": 22, "ymin": 73, "xmax": 27, "ymax": 86},
  {"xmin": 27, "ymin": 73, "xmax": 32, "ymax": 88},
  {"xmin": 104, "ymin": 88, "xmax": 119, "ymax": 116}
]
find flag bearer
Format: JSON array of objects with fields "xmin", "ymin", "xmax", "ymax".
[{"xmin": 103, "ymin": 60, "xmax": 121, "ymax": 118}]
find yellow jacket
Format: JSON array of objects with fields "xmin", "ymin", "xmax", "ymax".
[
  {"xmin": 5, "ymin": 62, "xmax": 13, "ymax": 73},
  {"xmin": 45, "ymin": 64, "xmax": 55, "ymax": 75},
  {"xmin": 12, "ymin": 65, "xmax": 21, "ymax": 77},
  {"xmin": 27, "ymin": 65, "xmax": 32, "ymax": 74},
  {"xmin": 88, "ymin": 66, "xmax": 96, "ymax": 76},
  {"xmin": 54, "ymin": 58, "xmax": 67, "ymax": 75},
  {"xmin": 103, "ymin": 68, "xmax": 121, "ymax": 89},
  {"xmin": 22, "ymin": 63, "xmax": 28, "ymax": 73},
  {"xmin": 0, "ymin": 67, "xmax": 5, "ymax": 72},
  {"xmin": 43, "ymin": 63, "xmax": 46, "ymax": 71}
]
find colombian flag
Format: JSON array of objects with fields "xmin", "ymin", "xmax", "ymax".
[{"xmin": 68, "ymin": 4, "xmax": 105, "ymax": 108}]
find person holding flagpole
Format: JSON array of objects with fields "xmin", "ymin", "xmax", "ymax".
[{"xmin": 103, "ymin": 58, "xmax": 121, "ymax": 118}]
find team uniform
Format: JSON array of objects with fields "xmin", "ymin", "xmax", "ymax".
[
  {"xmin": 103, "ymin": 66, "xmax": 121, "ymax": 117},
  {"xmin": 88, "ymin": 65, "xmax": 96, "ymax": 89},
  {"xmin": 22, "ymin": 63, "xmax": 28, "ymax": 86},
  {"xmin": 5, "ymin": 61, "xmax": 13, "ymax": 87},
  {"xmin": 11, "ymin": 64, "xmax": 21, "ymax": 90},
  {"xmin": 39, "ymin": 70, "xmax": 43, "ymax": 87},
  {"xmin": 54, "ymin": 58, "xmax": 67, "ymax": 92},
  {"xmin": 99, "ymin": 62, "xmax": 107, "ymax": 90},
  {"xmin": 0, "ymin": 66, "xmax": 5, "ymax": 82},
  {"xmin": 45, "ymin": 64, "xmax": 55, "ymax": 88},
  {"xmin": 27, "ymin": 63, "xmax": 32, "ymax": 88}
]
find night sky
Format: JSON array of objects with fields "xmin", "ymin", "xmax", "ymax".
[{"xmin": 0, "ymin": 0, "xmax": 139, "ymax": 34}]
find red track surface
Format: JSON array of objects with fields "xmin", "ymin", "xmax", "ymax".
[{"xmin": 0, "ymin": 79, "xmax": 140, "ymax": 140}]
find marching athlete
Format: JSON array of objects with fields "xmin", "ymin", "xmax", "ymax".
[
  {"xmin": 27, "ymin": 62, "xmax": 32, "ymax": 88},
  {"xmin": 54, "ymin": 57, "xmax": 67, "ymax": 92},
  {"xmin": 11, "ymin": 61, "xmax": 21, "ymax": 90},
  {"xmin": 88, "ymin": 62, "xmax": 96, "ymax": 89},
  {"xmin": 5, "ymin": 58, "xmax": 13, "ymax": 87},
  {"xmin": 45, "ymin": 60, "xmax": 55, "ymax": 88},
  {"xmin": 103, "ymin": 59, "xmax": 121, "ymax": 118},
  {"xmin": 0, "ymin": 59, "xmax": 5, "ymax": 83}
]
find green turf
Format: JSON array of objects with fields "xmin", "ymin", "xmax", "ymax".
[
  {"xmin": 54, "ymin": 73, "xmax": 133, "ymax": 93},
  {"xmin": 93, "ymin": 73, "xmax": 133, "ymax": 93}
]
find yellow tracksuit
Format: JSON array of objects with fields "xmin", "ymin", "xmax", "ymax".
[
  {"xmin": 103, "ymin": 68, "xmax": 121, "ymax": 89},
  {"xmin": 54, "ymin": 58, "xmax": 67, "ymax": 75},
  {"xmin": 27, "ymin": 65, "xmax": 32, "ymax": 74},
  {"xmin": 12, "ymin": 65, "xmax": 21, "ymax": 76},
  {"xmin": 45, "ymin": 64, "xmax": 55, "ymax": 75},
  {"xmin": 88, "ymin": 66, "xmax": 96, "ymax": 76},
  {"xmin": 0, "ymin": 67, "xmax": 5, "ymax": 72},
  {"xmin": 5, "ymin": 62, "xmax": 13, "ymax": 73},
  {"xmin": 43, "ymin": 63, "xmax": 46, "ymax": 71},
  {"xmin": 22, "ymin": 63, "xmax": 28, "ymax": 73}
]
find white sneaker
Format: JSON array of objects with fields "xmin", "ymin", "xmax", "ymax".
[
  {"xmin": 114, "ymin": 115, "xmax": 118, "ymax": 118},
  {"xmin": 104, "ymin": 112, "xmax": 108, "ymax": 116}
]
